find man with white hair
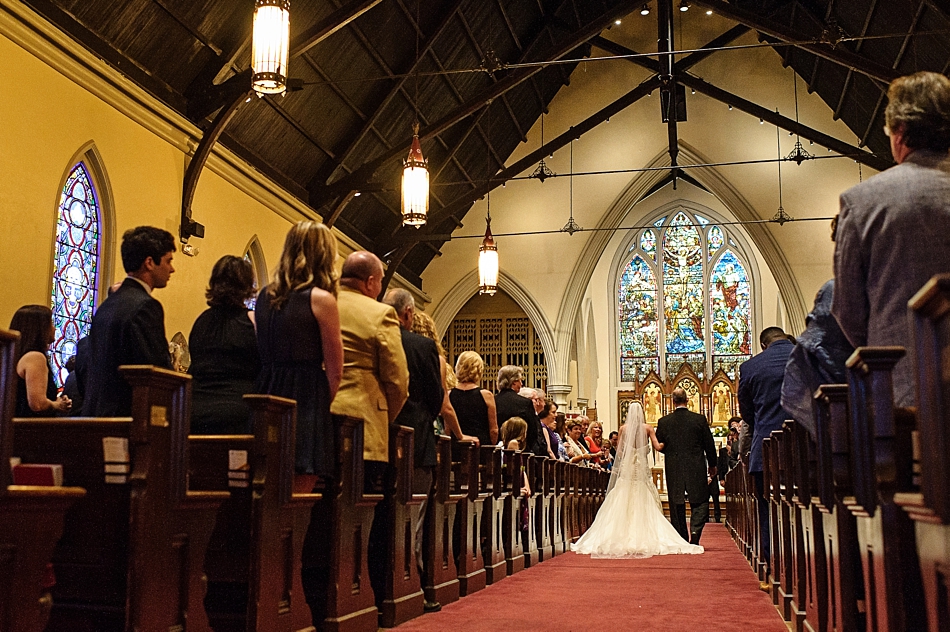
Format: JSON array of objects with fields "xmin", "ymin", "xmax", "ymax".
[
  {"xmin": 518, "ymin": 387, "xmax": 550, "ymax": 455},
  {"xmin": 495, "ymin": 365, "xmax": 540, "ymax": 453}
]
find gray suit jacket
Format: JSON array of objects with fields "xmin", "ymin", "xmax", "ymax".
[{"xmin": 833, "ymin": 149, "xmax": 950, "ymax": 407}]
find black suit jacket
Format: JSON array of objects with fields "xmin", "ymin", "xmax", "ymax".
[
  {"xmin": 655, "ymin": 407, "xmax": 717, "ymax": 504},
  {"xmin": 83, "ymin": 278, "xmax": 172, "ymax": 417},
  {"xmin": 494, "ymin": 388, "xmax": 540, "ymax": 454},
  {"xmin": 393, "ymin": 330, "xmax": 444, "ymax": 468}
]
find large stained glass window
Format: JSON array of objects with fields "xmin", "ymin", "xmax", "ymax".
[
  {"xmin": 618, "ymin": 256, "xmax": 659, "ymax": 381},
  {"xmin": 50, "ymin": 163, "xmax": 101, "ymax": 387},
  {"xmin": 617, "ymin": 209, "xmax": 752, "ymax": 382}
]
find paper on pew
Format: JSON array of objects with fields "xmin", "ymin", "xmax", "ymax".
[
  {"xmin": 9, "ymin": 456, "xmax": 21, "ymax": 470},
  {"xmin": 102, "ymin": 436, "xmax": 130, "ymax": 484},
  {"xmin": 228, "ymin": 450, "xmax": 249, "ymax": 488}
]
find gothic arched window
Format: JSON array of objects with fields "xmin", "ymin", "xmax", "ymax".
[
  {"xmin": 618, "ymin": 209, "xmax": 752, "ymax": 382},
  {"xmin": 50, "ymin": 163, "xmax": 102, "ymax": 387}
]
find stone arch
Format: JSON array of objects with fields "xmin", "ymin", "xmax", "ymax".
[
  {"xmin": 430, "ymin": 268, "xmax": 558, "ymax": 382},
  {"xmin": 550, "ymin": 141, "xmax": 807, "ymax": 384},
  {"xmin": 243, "ymin": 234, "xmax": 268, "ymax": 290}
]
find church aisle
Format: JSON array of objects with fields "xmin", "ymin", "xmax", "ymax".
[{"xmin": 395, "ymin": 523, "xmax": 787, "ymax": 631}]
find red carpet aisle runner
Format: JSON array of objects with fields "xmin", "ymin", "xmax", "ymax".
[{"xmin": 394, "ymin": 524, "xmax": 787, "ymax": 632}]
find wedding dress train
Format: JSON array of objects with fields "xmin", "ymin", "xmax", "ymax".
[{"xmin": 571, "ymin": 403, "xmax": 703, "ymax": 559}]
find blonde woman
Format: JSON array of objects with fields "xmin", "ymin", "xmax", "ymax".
[
  {"xmin": 585, "ymin": 420, "xmax": 607, "ymax": 465},
  {"xmin": 255, "ymin": 221, "xmax": 343, "ymax": 490},
  {"xmin": 449, "ymin": 351, "xmax": 498, "ymax": 446}
]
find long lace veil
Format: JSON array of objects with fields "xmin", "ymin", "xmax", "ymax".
[{"xmin": 606, "ymin": 402, "xmax": 651, "ymax": 495}]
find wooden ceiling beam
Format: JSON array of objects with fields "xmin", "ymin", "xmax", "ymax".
[
  {"xmin": 678, "ymin": 73, "xmax": 893, "ymax": 171},
  {"xmin": 312, "ymin": 0, "xmax": 645, "ymax": 209},
  {"xmin": 290, "ymin": 0, "xmax": 385, "ymax": 58},
  {"xmin": 691, "ymin": 0, "xmax": 899, "ymax": 83}
]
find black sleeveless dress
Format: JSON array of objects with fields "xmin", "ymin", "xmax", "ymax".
[
  {"xmin": 188, "ymin": 305, "xmax": 261, "ymax": 434},
  {"xmin": 15, "ymin": 357, "xmax": 58, "ymax": 417},
  {"xmin": 254, "ymin": 287, "xmax": 333, "ymax": 476},
  {"xmin": 449, "ymin": 387, "xmax": 492, "ymax": 445}
]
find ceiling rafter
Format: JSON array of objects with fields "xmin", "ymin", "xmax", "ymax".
[
  {"xmin": 806, "ymin": 0, "xmax": 838, "ymax": 91},
  {"xmin": 495, "ymin": 0, "xmax": 524, "ymax": 52},
  {"xmin": 306, "ymin": 0, "xmax": 466, "ymax": 190},
  {"xmin": 678, "ymin": 73, "xmax": 893, "ymax": 171},
  {"xmin": 311, "ymin": 0, "xmax": 644, "ymax": 210},
  {"xmin": 832, "ymin": 0, "xmax": 879, "ymax": 120},
  {"xmin": 691, "ymin": 0, "xmax": 899, "ymax": 83},
  {"xmin": 290, "ymin": 0, "xmax": 384, "ymax": 58}
]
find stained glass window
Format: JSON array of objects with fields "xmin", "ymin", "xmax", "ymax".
[
  {"xmin": 640, "ymin": 229, "xmax": 656, "ymax": 262},
  {"xmin": 50, "ymin": 163, "xmax": 101, "ymax": 388},
  {"xmin": 244, "ymin": 252, "xmax": 258, "ymax": 310},
  {"xmin": 710, "ymin": 250, "xmax": 752, "ymax": 378},
  {"xmin": 618, "ymin": 256, "xmax": 659, "ymax": 381},
  {"xmin": 617, "ymin": 208, "xmax": 753, "ymax": 383},
  {"xmin": 663, "ymin": 212, "xmax": 705, "ymax": 377}
]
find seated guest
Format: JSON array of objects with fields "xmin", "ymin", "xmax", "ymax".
[
  {"xmin": 255, "ymin": 221, "xmax": 343, "ymax": 488},
  {"xmin": 188, "ymin": 255, "xmax": 262, "ymax": 434},
  {"xmin": 10, "ymin": 305, "xmax": 71, "ymax": 416},
  {"xmin": 538, "ymin": 400, "xmax": 559, "ymax": 459},
  {"xmin": 450, "ymin": 351, "xmax": 498, "ymax": 449},
  {"xmin": 84, "ymin": 226, "xmax": 175, "ymax": 416}
]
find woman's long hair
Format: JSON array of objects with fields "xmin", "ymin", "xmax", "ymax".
[
  {"xmin": 267, "ymin": 221, "xmax": 338, "ymax": 309},
  {"xmin": 10, "ymin": 305, "xmax": 54, "ymax": 362}
]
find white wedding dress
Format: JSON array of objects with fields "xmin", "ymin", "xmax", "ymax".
[{"xmin": 571, "ymin": 402, "xmax": 704, "ymax": 559}]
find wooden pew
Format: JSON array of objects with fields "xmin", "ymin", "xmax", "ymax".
[
  {"xmin": 376, "ymin": 425, "xmax": 424, "ymax": 628},
  {"xmin": 523, "ymin": 455, "xmax": 543, "ymax": 566},
  {"xmin": 534, "ymin": 457, "xmax": 554, "ymax": 562},
  {"xmin": 844, "ymin": 348, "xmax": 925, "ymax": 632},
  {"xmin": 552, "ymin": 461, "xmax": 567, "ymax": 553},
  {"xmin": 899, "ymin": 274, "xmax": 950, "ymax": 631},
  {"xmin": 13, "ymin": 366, "xmax": 228, "ymax": 632},
  {"xmin": 780, "ymin": 421, "xmax": 807, "ymax": 631},
  {"xmin": 0, "ymin": 328, "xmax": 85, "ymax": 632},
  {"xmin": 190, "ymin": 394, "xmax": 319, "ymax": 632},
  {"xmin": 480, "ymin": 446, "xmax": 507, "ymax": 585},
  {"xmin": 305, "ymin": 416, "xmax": 381, "ymax": 632},
  {"xmin": 763, "ymin": 434, "xmax": 784, "ymax": 611},
  {"xmin": 423, "ymin": 435, "xmax": 459, "ymax": 607},
  {"xmin": 501, "ymin": 449, "xmax": 524, "ymax": 576},
  {"xmin": 452, "ymin": 441, "xmax": 485, "ymax": 596}
]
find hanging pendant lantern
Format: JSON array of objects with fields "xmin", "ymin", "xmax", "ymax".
[
  {"xmin": 251, "ymin": 0, "xmax": 291, "ymax": 96},
  {"xmin": 478, "ymin": 216, "xmax": 498, "ymax": 295},
  {"xmin": 401, "ymin": 123, "xmax": 429, "ymax": 227}
]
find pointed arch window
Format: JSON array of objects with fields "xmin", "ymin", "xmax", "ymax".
[
  {"xmin": 617, "ymin": 209, "xmax": 753, "ymax": 382},
  {"xmin": 50, "ymin": 163, "xmax": 101, "ymax": 387}
]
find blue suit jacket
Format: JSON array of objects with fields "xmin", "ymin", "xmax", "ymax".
[{"xmin": 737, "ymin": 338, "xmax": 794, "ymax": 473}]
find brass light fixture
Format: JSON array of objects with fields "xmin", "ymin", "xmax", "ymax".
[
  {"xmin": 251, "ymin": 0, "xmax": 290, "ymax": 96},
  {"xmin": 478, "ymin": 211, "xmax": 498, "ymax": 295},
  {"xmin": 401, "ymin": 122, "xmax": 429, "ymax": 226}
]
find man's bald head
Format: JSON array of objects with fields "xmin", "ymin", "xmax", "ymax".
[{"xmin": 340, "ymin": 251, "xmax": 384, "ymax": 298}]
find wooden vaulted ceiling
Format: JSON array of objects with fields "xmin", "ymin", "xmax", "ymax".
[{"xmin": 23, "ymin": 0, "xmax": 950, "ymax": 289}]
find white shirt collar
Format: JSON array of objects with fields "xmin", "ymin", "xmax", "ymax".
[{"xmin": 126, "ymin": 275, "xmax": 153, "ymax": 295}]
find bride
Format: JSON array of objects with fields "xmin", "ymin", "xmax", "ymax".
[{"xmin": 571, "ymin": 402, "xmax": 703, "ymax": 558}]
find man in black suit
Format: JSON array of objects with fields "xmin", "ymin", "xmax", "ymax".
[
  {"xmin": 383, "ymin": 289, "xmax": 444, "ymax": 613},
  {"xmin": 494, "ymin": 365, "xmax": 539, "ymax": 452},
  {"xmin": 656, "ymin": 387, "xmax": 717, "ymax": 544},
  {"xmin": 83, "ymin": 226, "xmax": 175, "ymax": 417}
]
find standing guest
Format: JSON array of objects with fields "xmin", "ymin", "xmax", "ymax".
[
  {"xmin": 10, "ymin": 305, "xmax": 71, "ymax": 417},
  {"xmin": 538, "ymin": 401, "xmax": 559, "ymax": 459},
  {"xmin": 562, "ymin": 422, "xmax": 594, "ymax": 466},
  {"xmin": 607, "ymin": 430, "xmax": 619, "ymax": 460},
  {"xmin": 383, "ymin": 289, "xmax": 445, "ymax": 613},
  {"xmin": 62, "ymin": 336, "xmax": 89, "ymax": 413},
  {"xmin": 450, "ymin": 351, "xmax": 498, "ymax": 448},
  {"xmin": 518, "ymin": 387, "xmax": 549, "ymax": 455},
  {"xmin": 410, "ymin": 311, "xmax": 478, "ymax": 447},
  {"xmin": 330, "ymin": 251, "xmax": 408, "ymax": 485},
  {"xmin": 83, "ymin": 226, "xmax": 175, "ymax": 417},
  {"xmin": 585, "ymin": 421, "xmax": 607, "ymax": 464},
  {"xmin": 738, "ymin": 326, "xmax": 794, "ymax": 583},
  {"xmin": 494, "ymin": 365, "xmax": 540, "ymax": 453},
  {"xmin": 255, "ymin": 222, "xmax": 343, "ymax": 483},
  {"xmin": 189, "ymin": 255, "xmax": 262, "ymax": 435},
  {"xmin": 726, "ymin": 428, "xmax": 739, "ymax": 471},
  {"xmin": 833, "ymin": 71, "xmax": 950, "ymax": 408}
]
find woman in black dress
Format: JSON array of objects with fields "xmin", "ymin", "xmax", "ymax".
[
  {"xmin": 449, "ymin": 350, "xmax": 497, "ymax": 451},
  {"xmin": 255, "ymin": 221, "xmax": 343, "ymax": 490},
  {"xmin": 10, "ymin": 305, "xmax": 72, "ymax": 417},
  {"xmin": 188, "ymin": 255, "xmax": 261, "ymax": 434}
]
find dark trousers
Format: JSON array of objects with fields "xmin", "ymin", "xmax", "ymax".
[
  {"xmin": 708, "ymin": 479, "xmax": 721, "ymax": 522},
  {"xmin": 670, "ymin": 493, "xmax": 709, "ymax": 545},
  {"xmin": 413, "ymin": 466, "xmax": 435, "ymax": 590},
  {"xmin": 752, "ymin": 471, "xmax": 770, "ymax": 572}
]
